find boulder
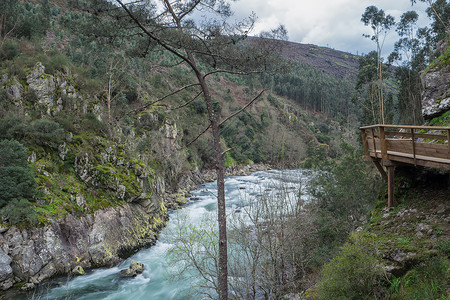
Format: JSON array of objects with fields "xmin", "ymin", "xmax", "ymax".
[
  {"xmin": 72, "ymin": 265, "xmax": 85, "ymax": 276},
  {"xmin": 120, "ymin": 261, "xmax": 144, "ymax": 277}
]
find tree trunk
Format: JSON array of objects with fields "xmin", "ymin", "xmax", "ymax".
[{"xmin": 194, "ymin": 71, "xmax": 228, "ymax": 300}]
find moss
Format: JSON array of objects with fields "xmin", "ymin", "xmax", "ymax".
[
  {"xmin": 428, "ymin": 110, "xmax": 450, "ymax": 127},
  {"xmin": 426, "ymin": 44, "xmax": 450, "ymax": 72}
]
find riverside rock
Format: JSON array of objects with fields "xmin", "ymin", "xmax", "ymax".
[{"xmin": 120, "ymin": 260, "xmax": 144, "ymax": 277}]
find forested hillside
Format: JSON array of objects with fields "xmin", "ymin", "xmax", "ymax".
[{"xmin": 0, "ymin": 0, "xmax": 448, "ymax": 298}]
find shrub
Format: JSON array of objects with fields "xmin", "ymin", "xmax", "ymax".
[
  {"xmin": 0, "ymin": 113, "xmax": 28, "ymax": 140},
  {"xmin": 0, "ymin": 140, "xmax": 36, "ymax": 207},
  {"xmin": 1, "ymin": 198, "xmax": 37, "ymax": 226},
  {"xmin": 316, "ymin": 231, "xmax": 388, "ymax": 299},
  {"xmin": 29, "ymin": 119, "xmax": 65, "ymax": 148},
  {"xmin": 0, "ymin": 39, "xmax": 20, "ymax": 60},
  {"xmin": 81, "ymin": 112, "xmax": 106, "ymax": 134}
]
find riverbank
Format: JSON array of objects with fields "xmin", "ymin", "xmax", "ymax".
[{"xmin": 0, "ymin": 163, "xmax": 271, "ymax": 294}]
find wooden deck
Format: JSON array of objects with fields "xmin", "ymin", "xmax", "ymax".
[{"xmin": 360, "ymin": 124, "xmax": 450, "ymax": 207}]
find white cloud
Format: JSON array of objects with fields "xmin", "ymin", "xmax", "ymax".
[{"xmin": 230, "ymin": 0, "xmax": 431, "ymax": 56}]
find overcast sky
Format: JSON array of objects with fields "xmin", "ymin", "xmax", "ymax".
[{"xmin": 229, "ymin": 0, "xmax": 431, "ymax": 56}]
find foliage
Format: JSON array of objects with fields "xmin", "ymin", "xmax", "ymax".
[
  {"xmin": 308, "ymin": 142, "xmax": 380, "ymax": 255},
  {"xmin": 0, "ymin": 140, "xmax": 36, "ymax": 208},
  {"xmin": 389, "ymin": 256, "xmax": 449, "ymax": 299},
  {"xmin": 29, "ymin": 119, "xmax": 65, "ymax": 148},
  {"xmin": 316, "ymin": 231, "xmax": 388, "ymax": 300},
  {"xmin": 1, "ymin": 198, "xmax": 38, "ymax": 226}
]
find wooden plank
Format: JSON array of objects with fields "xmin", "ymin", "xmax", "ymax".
[
  {"xmin": 360, "ymin": 124, "xmax": 450, "ymax": 131},
  {"xmin": 387, "ymin": 150, "xmax": 450, "ymax": 163},
  {"xmin": 386, "ymin": 140, "xmax": 449, "ymax": 159},
  {"xmin": 383, "ymin": 131, "xmax": 447, "ymax": 140}
]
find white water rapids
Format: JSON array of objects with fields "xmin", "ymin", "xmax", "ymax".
[{"xmin": 26, "ymin": 169, "xmax": 313, "ymax": 299}]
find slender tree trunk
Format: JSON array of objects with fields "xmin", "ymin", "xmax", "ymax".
[{"xmin": 194, "ymin": 69, "xmax": 228, "ymax": 300}]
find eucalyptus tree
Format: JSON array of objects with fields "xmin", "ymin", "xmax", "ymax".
[
  {"xmin": 81, "ymin": 0, "xmax": 286, "ymax": 298},
  {"xmin": 361, "ymin": 6, "xmax": 395, "ymax": 124},
  {"xmin": 411, "ymin": 0, "xmax": 450, "ymax": 40},
  {"xmin": 389, "ymin": 11, "xmax": 424, "ymax": 125}
]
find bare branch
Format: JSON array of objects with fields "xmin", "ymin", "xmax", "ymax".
[
  {"xmin": 170, "ymin": 90, "xmax": 203, "ymax": 110},
  {"xmin": 186, "ymin": 90, "xmax": 264, "ymax": 147},
  {"xmin": 221, "ymin": 148, "xmax": 232, "ymax": 156},
  {"xmin": 0, "ymin": 20, "xmax": 17, "ymax": 52},
  {"xmin": 186, "ymin": 122, "xmax": 211, "ymax": 147},
  {"xmin": 203, "ymin": 69, "xmax": 261, "ymax": 78},
  {"xmin": 128, "ymin": 82, "xmax": 200, "ymax": 114},
  {"xmin": 219, "ymin": 90, "xmax": 265, "ymax": 127},
  {"xmin": 179, "ymin": 0, "xmax": 202, "ymax": 20},
  {"xmin": 116, "ymin": 0, "xmax": 192, "ymax": 66}
]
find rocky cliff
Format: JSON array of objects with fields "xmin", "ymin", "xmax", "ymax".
[
  {"xmin": 0, "ymin": 62, "xmax": 200, "ymax": 290},
  {"xmin": 421, "ymin": 42, "xmax": 450, "ymax": 120}
]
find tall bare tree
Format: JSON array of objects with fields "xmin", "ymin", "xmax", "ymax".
[
  {"xmin": 361, "ymin": 6, "xmax": 395, "ymax": 124},
  {"xmin": 84, "ymin": 1, "xmax": 287, "ymax": 298}
]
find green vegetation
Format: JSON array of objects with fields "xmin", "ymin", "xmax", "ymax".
[
  {"xmin": 315, "ymin": 231, "xmax": 388, "ymax": 299},
  {"xmin": 0, "ymin": 140, "xmax": 37, "ymax": 225}
]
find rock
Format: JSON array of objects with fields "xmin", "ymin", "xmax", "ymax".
[
  {"xmin": 416, "ymin": 223, "xmax": 431, "ymax": 232},
  {"xmin": 0, "ymin": 252, "xmax": 13, "ymax": 282},
  {"xmin": 26, "ymin": 62, "xmax": 56, "ymax": 115},
  {"xmin": 21, "ymin": 282, "xmax": 35, "ymax": 291},
  {"xmin": 5, "ymin": 77, "xmax": 24, "ymax": 101},
  {"xmin": 420, "ymin": 43, "xmax": 450, "ymax": 120},
  {"xmin": 120, "ymin": 261, "xmax": 144, "ymax": 277},
  {"xmin": 72, "ymin": 265, "xmax": 85, "ymax": 276}
]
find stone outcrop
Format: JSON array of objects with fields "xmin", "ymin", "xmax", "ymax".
[
  {"xmin": 120, "ymin": 260, "xmax": 144, "ymax": 277},
  {"xmin": 421, "ymin": 42, "xmax": 450, "ymax": 120},
  {"xmin": 0, "ymin": 203, "xmax": 166, "ymax": 290}
]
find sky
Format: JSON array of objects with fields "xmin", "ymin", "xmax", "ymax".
[{"xmin": 229, "ymin": 0, "xmax": 431, "ymax": 57}]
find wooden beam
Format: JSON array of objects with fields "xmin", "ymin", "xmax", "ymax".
[
  {"xmin": 361, "ymin": 129, "xmax": 369, "ymax": 158},
  {"xmin": 372, "ymin": 158, "xmax": 387, "ymax": 181},
  {"xmin": 387, "ymin": 166, "xmax": 395, "ymax": 208}
]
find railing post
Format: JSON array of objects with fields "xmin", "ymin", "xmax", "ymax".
[
  {"xmin": 361, "ymin": 129, "xmax": 369, "ymax": 158},
  {"xmin": 411, "ymin": 128, "xmax": 417, "ymax": 166},
  {"xmin": 379, "ymin": 126, "xmax": 387, "ymax": 161},
  {"xmin": 447, "ymin": 129, "xmax": 450, "ymax": 158},
  {"xmin": 371, "ymin": 128, "xmax": 377, "ymax": 157}
]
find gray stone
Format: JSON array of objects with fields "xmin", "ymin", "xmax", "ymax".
[
  {"xmin": 421, "ymin": 61, "xmax": 450, "ymax": 120},
  {"xmin": 26, "ymin": 62, "xmax": 56, "ymax": 115},
  {"xmin": 0, "ymin": 252, "xmax": 13, "ymax": 280},
  {"xmin": 72, "ymin": 265, "xmax": 85, "ymax": 276},
  {"xmin": 5, "ymin": 78, "xmax": 24, "ymax": 101},
  {"xmin": 120, "ymin": 261, "xmax": 144, "ymax": 277}
]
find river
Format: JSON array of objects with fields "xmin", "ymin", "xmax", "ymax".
[{"xmin": 31, "ymin": 169, "xmax": 312, "ymax": 299}]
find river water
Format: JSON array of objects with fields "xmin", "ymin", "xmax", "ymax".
[{"xmin": 33, "ymin": 169, "xmax": 312, "ymax": 300}]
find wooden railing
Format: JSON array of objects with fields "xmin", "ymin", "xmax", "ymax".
[{"xmin": 360, "ymin": 124, "xmax": 450, "ymax": 170}]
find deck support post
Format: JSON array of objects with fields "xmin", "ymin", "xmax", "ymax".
[{"xmin": 387, "ymin": 165, "xmax": 395, "ymax": 208}]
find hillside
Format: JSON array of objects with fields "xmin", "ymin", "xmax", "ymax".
[
  {"xmin": 304, "ymin": 168, "xmax": 450, "ymax": 299},
  {"xmin": 279, "ymin": 40, "xmax": 360, "ymax": 79},
  {"xmin": 0, "ymin": 0, "xmax": 363, "ymax": 292}
]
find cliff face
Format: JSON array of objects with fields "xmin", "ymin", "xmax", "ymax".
[
  {"xmin": 0, "ymin": 203, "xmax": 165, "ymax": 290},
  {"xmin": 0, "ymin": 62, "xmax": 197, "ymax": 290},
  {"xmin": 421, "ymin": 42, "xmax": 450, "ymax": 121}
]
